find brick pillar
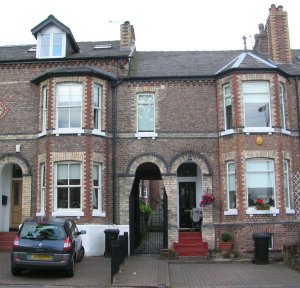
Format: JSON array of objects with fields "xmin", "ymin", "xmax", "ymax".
[
  {"xmin": 161, "ymin": 175, "xmax": 178, "ymax": 248},
  {"xmin": 202, "ymin": 204, "xmax": 215, "ymax": 249}
]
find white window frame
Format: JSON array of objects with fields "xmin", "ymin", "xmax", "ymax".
[
  {"xmin": 242, "ymin": 81, "xmax": 274, "ymax": 134},
  {"xmin": 92, "ymin": 164, "xmax": 105, "ymax": 217},
  {"xmin": 280, "ymin": 83, "xmax": 290, "ymax": 134},
  {"xmin": 54, "ymin": 83, "xmax": 84, "ymax": 135},
  {"xmin": 53, "ymin": 162, "xmax": 83, "ymax": 217},
  {"xmin": 224, "ymin": 162, "xmax": 238, "ymax": 215},
  {"xmin": 42, "ymin": 86, "xmax": 48, "ymax": 133},
  {"xmin": 224, "ymin": 84, "xmax": 233, "ymax": 131},
  {"xmin": 135, "ymin": 94, "xmax": 157, "ymax": 138},
  {"xmin": 36, "ymin": 164, "xmax": 46, "ymax": 217},
  {"xmin": 92, "ymin": 84, "xmax": 105, "ymax": 136},
  {"xmin": 284, "ymin": 160, "xmax": 294, "ymax": 214},
  {"xmin": 246, "ymin": 159, "xmax": 279, "ymax": 215},
  {"xmin": 37, "ymin": 29, "xmax": 66, "ymax": 59}
]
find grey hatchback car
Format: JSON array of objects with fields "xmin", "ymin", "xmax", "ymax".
[{"xmin": 11, "ymin": 217, "xmax": 86, "ymax": 277}]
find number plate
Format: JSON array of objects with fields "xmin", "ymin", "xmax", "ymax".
[{"xmin": 31, "ymin": 254, "xmax": 52, "ymax": 261}]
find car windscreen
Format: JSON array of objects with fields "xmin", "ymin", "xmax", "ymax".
[{"xmin": 20, "ymin": 223, "xmax": 66, "ymax": 240}]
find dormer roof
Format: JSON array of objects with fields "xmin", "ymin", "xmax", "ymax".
[{"xmin": 31, "ymin": 14, "xmax": 79, "ymax": 53}]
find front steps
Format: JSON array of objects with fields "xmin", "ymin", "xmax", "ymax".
[
  {"xmin": 0, "ymin": 232, "xmax": 17, "ymax": 252},
  {"xmin": 173, "ymin": 231, "xmax": 208, "ymax": 257}
]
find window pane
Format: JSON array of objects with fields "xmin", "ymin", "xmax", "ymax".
[
  {"xmin": 70, "ymin": 107, "xmax": 81, "ymax": 127},
  {"xmin": 57, "ymin": 86, "xmax": 70, "ymax": 106},
  {"xmin": 52, "ymin": 34, "xmax": 62, "ymax": 57},
  {"xmin": 69, "ymin": 164, "xmax": 80, "ymax": 185},
  {"xmin": 93, "ymin": 188, "xmax": 99, "ymax": 209},
  {"xmin": 40, "ymin": 34, "xmax": 50, "ymax": 57},
  {"xmin": 57, "ymin": 164, "xmax": 68, "ymax": 185},
  {"xmin": 57, "ymin": 108, "xmax": 69, "ymax": 128},
  {"xmin": 70, "ymin": 86, "xmax": 82, "ymax": 105},
  {"xmin": 70, "ymin": 188, "xmax": 80, "ymax": 208},
  {"xmin": 177, "ymin": 163, "xmax": 197, "ymax": 177},
  {"xmin": 93, "ymin": 86, "xmax": 101, "ymax": 107},
  {"xmin": 57, "ymin": 188, "xmax": 68, "ymax": 208},
  {"xmin": 138, "ymin": 105, "xmax": 154, "ymax": 131},
  {"xmin": 244, "ymin": 103, "xmax": 270, "ymax": 127},
  {"xmin": 93, "ymin": 165, "xmax": 99, "ymax": 181}
]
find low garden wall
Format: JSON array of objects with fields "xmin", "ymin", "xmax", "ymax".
[{"xmin": 283, "ymin": 244, "xmax": 300, "ymax": 271}]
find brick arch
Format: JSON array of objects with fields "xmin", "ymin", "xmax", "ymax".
[
  {"xmin": 169, "ymin": 150, "xmax": 212, "ymax": 175},
  {"xmin": 126, "ymin": 153, "xmax": 168, "ymax": 175},
  {"xmin": 0, "ymin": 153, "xmax": 31, "ymax": 175}
]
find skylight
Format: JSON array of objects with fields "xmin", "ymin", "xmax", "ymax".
[{"xmin": 94, "ymin": 44, "xmax": 112, "ymax": 49}]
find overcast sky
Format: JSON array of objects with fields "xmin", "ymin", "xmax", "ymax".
[{"xmin": 1, "ymin": 0, "xmax": 299, "ymax": 51}]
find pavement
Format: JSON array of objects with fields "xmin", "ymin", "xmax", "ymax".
[{"xmin": 1, "ymin": 252, "xmax": 300, "ymax": 288}]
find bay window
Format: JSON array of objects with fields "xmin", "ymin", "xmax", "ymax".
[
  {"xmin": 246, "ymin": 159, "xmax": 275, "ymax": 208},
  {"xmin": 224, "ymin": 85, "xmax": 233, "ymax": 130},
  {"xmin": 243, "ymin": 81, "xmax": 271, "ymax": 129},
  {"xmin": 56, "ymin": 83, "xmax": 82, "ymax": 130},
  {"xmin": 42, "ymin": 86, "xmax": 48, "ymax": 133},
  {"xmin": 93, "ymin": 85, "xmax": 102, "ymax": 130},
  {"xmin": 55, "ymin": 163, "xmax": 81, "ymax": 209},
  {"xmin": 284, "ymin": 160, "xmax": 291, "ymax": 209},
  {"xmin": 93, "ymin": 164, "xmax": 102, "ymax": 210},
  {"xmin": 227, "ymin": 162, "xmax": 236, "ymax": 209}
]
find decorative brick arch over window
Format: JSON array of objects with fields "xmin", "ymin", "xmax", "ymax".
[
  {"xmin": 0, "ymin": 153, "xmax": 32, "ymax": 222},
  {"xmin": 0, "ymin": 153, "xmax": 31, "ymax": 176},
  {"xmin": 126, "ymin": 153, "xmax": 168, "ymax": 176},
  {"xmin": 169, "ymin": 151, "xmax": 212, "ymax": 176}
]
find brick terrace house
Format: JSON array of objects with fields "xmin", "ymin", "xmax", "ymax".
[{"xmin": 0, "ymin": 4, "xmax": 300, "ymax": 257}]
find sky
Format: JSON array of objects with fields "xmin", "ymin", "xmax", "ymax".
[{"xmin": 0, "ymin": 0, "xmax": 299, "ymax": 51}]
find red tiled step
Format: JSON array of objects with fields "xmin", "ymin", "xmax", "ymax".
[{"xmin": 0, "ymin": 232, "xmax": 17, "ymax": 252}]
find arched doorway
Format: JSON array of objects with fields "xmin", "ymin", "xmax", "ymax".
[
  {"xmin": 0, "ymin": 163, "xmax": 23, "ymax": 231},
  {"xmin": 129, "ymin": 162, "xmax": 168, "ymax": 254},
  {"xmin": 177, "ymin": 162, "xmax": 203, "ymax": 229}
]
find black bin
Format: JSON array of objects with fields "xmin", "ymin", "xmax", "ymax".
[
  {"xmin": 104, "ymin": 229, "xmax": 119, "ymax": 257},
  {"xmin": 252, "ymin": 232, "xmax": 270, "ymax": 264}
]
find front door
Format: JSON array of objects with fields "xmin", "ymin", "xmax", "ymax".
[
  {"xmin": 179, "ymin": 182, "xmax": 196, "ymax": 228},
  {"xmin": 10, "ymin": 180, "xmax": 22, "ymax": 229}
]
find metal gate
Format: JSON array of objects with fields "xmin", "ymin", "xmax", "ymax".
[{"xmin": 130, "ymin": 187, "xmax": 168, "ymax": 255}]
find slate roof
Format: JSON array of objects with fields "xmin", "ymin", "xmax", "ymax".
[
  {"xmin": 1, "ymin": 41, "xmax": 300, "ymax": 78},
  {"xmin": 31, "ymin": 66, "xmax": 117, "ymax": 84},
  {"xmin": 129, "ymin": 49, "xmax": 300, "ymax": 79},
  {"xmin": 0, "ymin": 41, "xmax": 131, "ymax": 62}
]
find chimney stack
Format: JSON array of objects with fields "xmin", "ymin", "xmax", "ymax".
[
  {"xmin": 254, "ymin": 4, "xmax": 291, "ymax": 64},
  {"xmin": 120, "ymin": 21, "xmax": 135, "ymax": 51}
]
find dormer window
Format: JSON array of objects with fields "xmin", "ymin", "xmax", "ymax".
[
  {"xmin": 37, "ymin": 29, "xmax": 65, "ymax": 58},
  {"xmin": 31, "ymin": 15, "xmax": 79, "ymax": 59},
  {"xmin": 40, "ymin": 33, "xmax": 63, "ymax": 57}
]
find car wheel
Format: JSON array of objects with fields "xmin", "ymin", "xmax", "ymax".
[
  {"xmin": 11, "ymin": 266, "xmax": 21, "ymax": 276},
  {"xmin": 65, "ymin": 257, "xmax": 74, "ymax": 277},
  {"xmin": 76, "ymin": 246, "xmax": 85, "ymax": 263}
]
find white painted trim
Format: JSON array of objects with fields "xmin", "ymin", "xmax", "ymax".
[
  {"xmin": 53, "ymin": 128, "xmax": 84, "ymax": 135},
  {"xmin": 243, "ymin": 127, "xmax": 274, "ymax": 134},
  {"xmin": 135, "ymin": 132, "xmax": 158, "ymax": 139},
  {"xmin": 224, "ymin": 209, "xmax": 238, "ymax": 216},
  {"xmin": 52, "ymin": 210, "xmax": 84, "ymax": 217},
  {"xmin": 286, "ymin": 208, "xmax": 295, "ymax": 214},
  {"xmin": 220, "ymin": 129, "xmax": 234, "ymax": 136},
  {"xmin": 92, "ymin": 130, "xmax": 106, "ymax": 136},
  {"xmin": 92, "ymin": 211, "xmax": 106, "ymax": 217},
  {"xmin": 246, "ymin": 208, "xmax": 279, "ymax": 216},
  {"xmin": 281, "ymin": 129, "xmax": 291, "ymax": 135}
]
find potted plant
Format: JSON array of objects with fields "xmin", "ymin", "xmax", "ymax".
[
  {"xmin": 255, "ymin": 198, "xmax": 270, "ymax": 210},
  {"xmin": 219, "ymin": 231, "xmax": 233, "ymax": 251},
  {"xmin": 139, "ymin": 202, "xmax": 153, "ymax": 222},
  {"xmin": 199, "ymin": 193, "xmax": 216, "ymax": 207}
]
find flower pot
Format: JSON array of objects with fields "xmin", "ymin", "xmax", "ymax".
[
  {"xmin": 219, "ymin": 242, "xmax": 233, "ymax": 251},
  {"xmin": 256, "ymin": 205, "xmax": 270, "ymax": 210}
]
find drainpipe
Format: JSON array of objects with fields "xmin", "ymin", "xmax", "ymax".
[
  {"xmin": 295, "ymin": 76, "xmax": 300, "ymax": 147},
  {"xmin": 111, "ymin": 81, "xmax": 117, "ymax": 224}
]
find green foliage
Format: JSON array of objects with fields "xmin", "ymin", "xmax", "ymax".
[
  {"xmin": 139, "ymin": 202, "xmax": 153, "ymax": 217},
  {"xmin": 221, "ymin": 231, "xmax": 232, "ymax": 242}
]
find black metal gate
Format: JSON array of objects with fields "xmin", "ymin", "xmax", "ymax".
[{"xmin": 130, "ymin": 187, "xmax": 168, "ymax": 255}]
